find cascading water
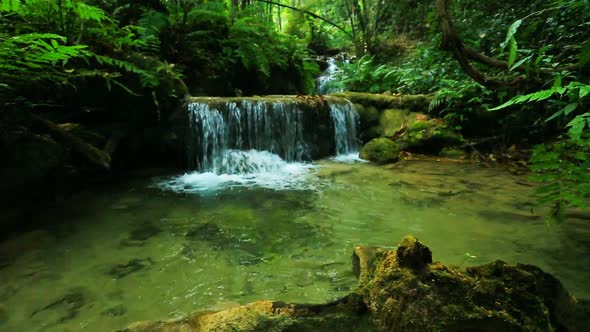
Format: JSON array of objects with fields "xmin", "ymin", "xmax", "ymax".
[
  {"xmin": 316, "ymin": 57, "xmax": 346, "ymax": 95},
  {"xmin": 330, "ymin": 102, "xmax": 360, "ymax": 155},
  {"xmin": 160, "ymin": 97, "xmax": 361, "ymax": 192}
]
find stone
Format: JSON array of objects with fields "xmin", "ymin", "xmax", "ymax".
[
  {"xmin": 395, "ymin": 235, "xmax": 432, "ymax": 270},
  {"xmin": 31, "ymin": 288, "xmax": 90, "ymax": 325},
  {"xmin": 108, "ymin": 258, "xmax": 154, "ymax": 279},
  {"xmin": 120, "ymin": 223, "xmax": 162, "ymax": 247},
  {"xmin": 439, "ymin": 147, "xmax": 465, "ymax": 158},
  {"xmin": 121, "ymin": 236, "xmax": 588, "ymax": 332},
  {"xmin": 400, "ymin": 118, "xmax": 463, "ymax": 153},
  {"xmin": 359, "ymin": 138, "xmax": 400, "ymax": 164},
  {"xmin": 118, "ymin": 296, "xmax": 371, "ymax": 332}
]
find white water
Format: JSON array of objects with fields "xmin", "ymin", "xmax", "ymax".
[
  {"xmin": 161, "ymin": 98, "xmax": 361, "ymax": 192},
  {"xmin": 159, "ymin": 150, "xmax": 318, "ymax": 192},
  {"xmin": 330, "ymin": 102, "xmax": 360, "ymax": 155},
  {"xmin": 316, "ymin": 57, "xmax": 345, "ymax": 95}
]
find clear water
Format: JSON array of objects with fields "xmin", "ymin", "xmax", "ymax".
[{"xmin": 1, "ymin": 160, "xmax": 589, "ymax": 332}]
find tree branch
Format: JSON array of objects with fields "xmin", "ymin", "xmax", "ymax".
[{"xmin": 252, "ymin": 0, "xmax": 353, "ymax": 39}]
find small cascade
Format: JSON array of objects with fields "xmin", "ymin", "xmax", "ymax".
[
  {"xmin": 316, "ymin": 57, "xmax": 344, "ymax": 95},
  {"xmin": 186, "ymin": 99, "xmax": 311, "ymax": 172},
  {"xmin": 330, "ymin": 102, "xmax": 360, "ymax": 155},
  {"xmin": 163, "ymin": 96, "xmax": 362, "ymax": 192}
]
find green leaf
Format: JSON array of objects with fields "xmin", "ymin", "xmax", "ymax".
[
  {"xmin": 579, "ymin": 85, "xmax": 590, "ymax": 99},
  {"xmin": 510, "ymin": 57, "xmax": 528, "ymax": 71},
  {"xmin": 544, "ymin": 109, "xmax": 565, "ymax": 123},
  {"xmin": 508, "ymin": 37, "xmax": 518, "ymax": 68},
  {"xmin": 501, "ymin": 19, "xmax": 523, "ymax": 50},
  {"xmin": 562, "ymin": 103, "xmax": 578, "ymax": 116}
]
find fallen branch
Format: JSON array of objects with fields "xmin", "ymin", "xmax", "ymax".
[{"xmin": 30, "ymin": 113, "xmax": 112, "ymax": 170}]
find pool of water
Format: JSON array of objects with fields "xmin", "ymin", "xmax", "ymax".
[{"xmin": 1, "ymin": 159, "xmax": 589, "ymax": 331}]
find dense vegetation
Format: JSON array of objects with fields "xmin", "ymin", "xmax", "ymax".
[{"xmin": 1, "ymin": 0, "xmax": 589, "ymax": 221}]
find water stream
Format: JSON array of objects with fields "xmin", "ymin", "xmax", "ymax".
[
  {"xmin": 0, "ymin": 160, "xmax": 589, "ymax": 331},
  {"xmin": 1, "ymin": 100, "xmax": 589, "ymax": 331}
]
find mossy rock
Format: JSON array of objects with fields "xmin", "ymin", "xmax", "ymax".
[
  {"xmin": 122, "ymin": 235, "xmax": 588, "ymax": 332},
  {"xmin": 355, "ymin": 104, "xmax": 380, "ymax": 127},
  {"xmin": 379, "ymin": 109, "xmax": 407, "ymax": 137},
  {"xmin": 400, "ymin": 119, "xmax": 463, "ymax": 154},
  {"xmin": 357, "ymin": 236, "xmax": 586, "ymax": 332},
  {"xmin": 331, "ymin": 92, "xmax": 431, "ymax": 112},
  {"xmin": 359, "ymin": 138, "xmax": 400, "ymax": 164},
  {"xmin": 439, "ymin": 147, "xmax": 465, "ymax": 159}
]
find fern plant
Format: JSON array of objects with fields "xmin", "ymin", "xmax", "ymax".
[{"xmin": 491, "ymin": 79, "xmax": 590, "ymax": 222}]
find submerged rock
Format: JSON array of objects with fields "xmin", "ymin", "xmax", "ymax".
[
  {"xmin": 30, "ymin": 287, "xmax": 90, "ymax": 326},
  {"xmin": 108, "ymin": 258, "xmax": 154, "ymax": 279},
  {"xmin": 120, "ymin": 236, "xmax": 588, "ymax": 332},
  {"xmin": 359, "ymin": 138, "xmax": 400, "ymax": 164}
]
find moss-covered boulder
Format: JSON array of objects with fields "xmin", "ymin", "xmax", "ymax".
[
  {"xmin": 355, "ymin": 236, "xmax": 587, "ymax": 332},
  {"xmin": 118, "ymin": 297, "xmax": 371, "ymax": 332},
  {"xmin": 331, "ymin": 92, "xmax": 431, "ymax": 112},
  {"xmin": 359, "ymin": 138, "xmax": 401, "ymax": 164},
  {"xmin": 120, "ymin": 236, "xmax": 588, "ymax": 332},
  {"xmin": 399, "ymin": 118, "xmax": 463, "ymax": 154}
]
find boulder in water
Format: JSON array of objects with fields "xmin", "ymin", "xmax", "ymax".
[
  {"xmin": 359, "ymin": 138, "xmax": 400, "ymax": 164},
  {"xmin": 120, "ymin": 236, "xmax": 589, "ymax": 332}
]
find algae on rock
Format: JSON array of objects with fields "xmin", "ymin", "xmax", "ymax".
[
  {"xmin": 400, "ymin": 119, "xmax": 464, "ymax": 154},
  {"xmin": 120, "ymin": 236, "xmax": 589, "ymax": 332},
  {"xmin": 359, "ymin": 138, "xmax": 401, "ymax": 164}
]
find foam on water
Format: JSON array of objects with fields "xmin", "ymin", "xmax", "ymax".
[
  {"xmin": 331, "ymin": 153, "xmax": 368, "ymax": 163},
  {"xmin": 158, "ymin": 150, "xmax": 318, "ymax": 192}
]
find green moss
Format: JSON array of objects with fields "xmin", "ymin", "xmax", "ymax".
[
  {"xmin": 331, "ymin": 92, "xmax": 431, "ymax": 111},
  {"xmin": 439, "ymin": 148, "xmax": 465, "ymax": 159},
  {"xmin": 380, "ymin": 109, "xmax": 408, "ymax": 137},
  {"xmin": 359, "ymin": 138, "xmax": 400, "ymax": 164},
  {"xmin": 406, "ymin": 120, "xmax": 432, "ymax": 132},
  {"xmin": 356, "ymin": 105, "xmax": 380, "ymax": 126},
  {"xmin": 399, "ymin": 119, "xmax": 463, "ymax": 154}
]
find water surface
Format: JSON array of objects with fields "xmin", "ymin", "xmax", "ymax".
[{"xmin": 1, "ymin": 160, "xmax": 588, "ymax": 331}]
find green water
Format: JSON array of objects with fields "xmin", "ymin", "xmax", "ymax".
[{"xmin": 1, "ymin": 160, "xmax": 589, "ymax": 331}]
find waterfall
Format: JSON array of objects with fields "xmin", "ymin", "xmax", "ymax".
[
  {"xmin": 162, "ymin": 97, "xmax": 361, "ymax": 192},
  {"xmin": 186, "ymin": 100, "xmax": 311, "ymax": 172},
  {"xmin": 316, "ymin": 57, "xmax": 345, "ymax": 95},
  {"xmin": 330, "ymin": 102, "xmax": 360, "ymax": 155}
]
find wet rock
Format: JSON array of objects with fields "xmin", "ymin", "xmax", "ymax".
[
  {"xmin": 31, "ymin": 287, "xmax": 89, "ymax": 325},
  {"xmin": 331, "ymin": 92, "xmax": 431, "ymax": 112},
  {"xmin": 359, "ymin": 237, "xmax": 585, "ymax": 332},
  {"xmin": 122, "ymin": 236, "xmax": 588, "ymax": 332},
  {"xmin": 399, "ymin": 119, "xmax": 463, "ymax": 154},
  {"xmin": 395, "ymin": 235, "xmax": 432, "ymax": 270},
  {"xmin": 101, "ymin": 304, "xmax": 127, "ymax": 317},
  {"xmin": 108, "ymin": 258, "xmax": 154, "ymax": 279},
  {"xmin": 359, "ymin": 138, "xmax": 400, "ymax": 164},
  {"xmin": 119, "ymin": 296, "xmax": 370, "ymax": 332},
  {"xmin": 439, "ymin": 147, "xmax": 466, "ymax": 159},
  {"xmin": 120, "ymin": 223, "xmax": 162, "ymax": 247}
]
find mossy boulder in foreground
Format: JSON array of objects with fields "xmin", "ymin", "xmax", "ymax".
[
  {"xmin": 119, "ymin": 236, "xmax": 589, "ymax": 332},
  {"xmin": 359, "ymin": 138, "xmax": 401, "ymax": 164}
]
